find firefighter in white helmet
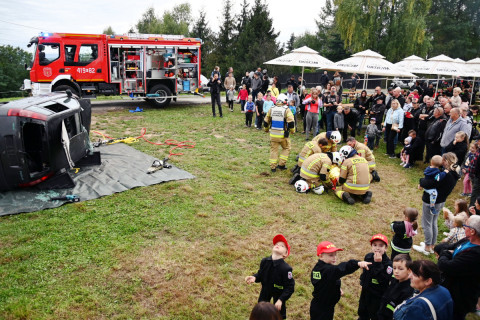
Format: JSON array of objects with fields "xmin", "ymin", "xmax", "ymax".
[
  {"xmin": 264, "ymin": 93, "xmax": 295, "ymax": 172},
  {"xmin": 335, "ymin": 145, "xmax": 372, "ymax": 205},
  {"xmin": 312, "ymin": 130, "xmax": 341, "ymax": 152}
]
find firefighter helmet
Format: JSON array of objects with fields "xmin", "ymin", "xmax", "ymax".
[
  {"xmin": 339, "ymin": 145, "xmax": 353, "ymax": 160},
  {"xmin": 294, "ymin": 180, "xmax": 309, "ymax": 193},
  {"xmin": 330, "ymin": 131, "xmax": 341, "ymax": 144},
  {"xmin": 331, "ymin": 152, "xmax": 343, "ymax": 165}
]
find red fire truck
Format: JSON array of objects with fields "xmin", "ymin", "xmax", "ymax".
[{"xmin": 23, "ymin": 32, "xmax": 202, "ymax": 107}]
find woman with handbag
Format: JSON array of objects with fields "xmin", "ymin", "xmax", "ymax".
[
  {"xmin": 383, "ymin": 99, "xmax": 404, "ymax": 158},
  {"xmin": 393, "ymin": 260, "xmax": 453, "ymax": 320}
]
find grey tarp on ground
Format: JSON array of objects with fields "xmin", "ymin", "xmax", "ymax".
[{"xmin": 0, "ymin": 143, "xmax": 195, "ymax": 216}]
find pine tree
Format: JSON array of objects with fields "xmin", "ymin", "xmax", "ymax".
[
  {"xmin": 315, "ymin": 0, "xmax": 349, "ymax": 61},
  {"xmin": 287, "ymin": 33, "xmax": 295, "ymax": 51},
  {"xmin": 241, "ymin": 0, "xmax": 281, "ymax": 74},
  {"xmin": 191, "ymin": 9, "xmax": 214, "ymax": 75},
  {"xmin": 427, "ymin": 0, "xmax": 480, "ymax": 60},
  {"xmin": 232, "ymin": 0, "xmax": 251, "ymax": 75},
  {"xmin": 102, "ymin": 26, "xmax": 115, "ymax": 35},
  {"xmin": 214, "ymin": 0, "xmax": 235, "ymax": 75}
]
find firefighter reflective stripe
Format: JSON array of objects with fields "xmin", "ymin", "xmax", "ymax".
[
  {"xmin": 269, "ymin": 106, "xmax": 287, "ymax": 138},
  {"xmin": 387, "ymin": 304, "xmax": 395, "ymax": 312},
  {"xmin": 368, "ymin": 161, "xmax": 376, "ymax": 168},
  {"xmin": 344, "ymin": 182, "xmax": 369, "ymax": 190},
  {"xmin": 270, "ymin": 159, "xmax": 278, "ymax": 164},
  {"xmin": 390, "ymin": 242, "xmax": 411, "ymax": 253},
  {"xmin": 270, "ymin": 132, "xmax": 285, "ymax": 138},
  {"xmin": 299, "ymin": 155, "xmax": 307, "ymax": 161},
  {"xmin": 372, "ymin": 278, "xmax": 379, "ymax": 284},
  {"xmin": 340, "ymin": 165, "xmax": 347, "ymax": 171},
  {"xmin": 279, "ymin": 155, "xmax": 288, "ymax": 161},
  {"xmin": 301, "ymin": 167, "xmax": 319, "ymax": 178},
  {"xmin": 352, "ymin": 162, "xmax": 357, "ymax": 184}
]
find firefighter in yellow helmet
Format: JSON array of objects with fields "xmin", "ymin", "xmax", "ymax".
[
  {"xmin": 264, "ymin": 94, "xmax": 295, "ymax": 172},
  {"xmin": 345, "ymin": 136, "xmax": 381, "ymax": 182},
  {"xmin": 335, "ymin": 145, "xmax": 372, "ymax": 205},
  {"xmin": 312, "ymin": 130, "xmax": 341, "ymax": 152},
  {"xmin": 290, "ymin": 138, "xmax": 329, "ymax": 175}
]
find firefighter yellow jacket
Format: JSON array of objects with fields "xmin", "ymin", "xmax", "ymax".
[
  {"xmin": 264, "ymin": 105, "xmax": 295, "ymax": 142},
  {"xmin": 298, "ymin": 141, "xmax": 322, "ymax": 166},
  {"xmin": 312, "ymin": 132, "xmax": 337, "ymax": 152},
  {"xmin": 339, "ymin": 154, "xmax": 370, "ymax": 195},
  {"xmin": 300, "ymin": 153, "xmax": 332, "ymax": 188},
  {"xmin": 353, "ymin": 141, "xmax": 376, "ymax": 171}
]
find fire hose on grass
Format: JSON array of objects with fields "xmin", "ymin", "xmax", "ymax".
[{"xmin": 92, "ymin": 128, "xmax": 195, "ymax": 174}]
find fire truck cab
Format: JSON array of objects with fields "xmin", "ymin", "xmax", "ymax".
[{"xmin": 23, "ymin": 32, "xmax": 202, "ymax": 107}]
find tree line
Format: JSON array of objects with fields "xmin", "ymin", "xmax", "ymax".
[{"xmin": 119, "ymin": 0, "xmax": 479, "ymax": 80}]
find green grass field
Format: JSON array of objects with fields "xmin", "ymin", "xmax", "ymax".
[{"xmin": 0, "ymin": 102, "xmax": 478, "ymax": 319}]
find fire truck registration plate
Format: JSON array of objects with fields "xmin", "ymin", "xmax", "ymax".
[{"xmin": 77, "ymin": 68, "xmax": 96, "ymax": 74}]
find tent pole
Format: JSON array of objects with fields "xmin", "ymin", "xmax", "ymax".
[
  {"xmin": 301, "ymin": 66, "xmax": 305, "ymax": 92},
  {"xmin": 471, "ymin": 77, "xmax": 476, "ymax": 106},
  {"xmin": 435, "ymin": 77, "xmax": 440, "ymax": 99}
]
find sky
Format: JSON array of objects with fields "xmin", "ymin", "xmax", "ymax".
[{"xmin": 0, "ymin": 0, "xmax": 326, "ymax": 53}]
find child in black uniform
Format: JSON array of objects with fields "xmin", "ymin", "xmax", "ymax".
[
  {"xmin": 377, "ymin": 254, "xmax": 414, "ymax": 320},
  {"xmin": 358, "ymin": 234, "xmax": 393, "ymax": 320},
  {"xmin": 245, "ymin": 234, "xmax": 295, "ymax": 319},
  {"xmin": 390, "ymin": 207, "xmax": 418, "ymax": 259},
  {"xmin": 310, "ymin": 241, "xmax": 371, "ymax": 320}
]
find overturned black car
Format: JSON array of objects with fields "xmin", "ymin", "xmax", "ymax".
[{"xmin": 0, "ymin": 91, "xmax": 100, "ymax": 191}]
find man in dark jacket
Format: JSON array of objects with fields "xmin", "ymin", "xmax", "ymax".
[
  {"xmin": 342, "ymin": 106, "xmax": 359, "ymax": 142},
  {"xmin": 436, "ymin": 215, "xmax": 480, "ymax": 320},
  {"xmin": 207, "ymin": 73, "xmax": 223, "ymax": 117},
  {"xmin": 250, "ymin": 73, "xmax": 263, "ymax": 102},
  {"xmin": 367, "ymin": 87, "xmax": 387, "ymax": 108},
  {"xmin": 286, "ymin": 75, "xmax": 298, "ymax": 92},
  {"xmin": 417, "ymin": 97, "xmax": 436, "ymax": 141},
  {"xmin": 320, "ymin": 71, "xmax": 329, "ymax": 88},
  {"xmin": 241, "ymin": 71, "xmax": 251, "ymax": 91},
  {"xmin": 386, "ymin": 87, "xmax": 405, "ymax": 109},
  {"xmin": 424, "ymin": 107, "xmax": 446, "ymax": 162}
]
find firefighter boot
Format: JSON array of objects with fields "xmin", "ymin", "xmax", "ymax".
[
  {"xmin": 371, "ymin": 170, "xmax": 380, "ymax": 182},
  {"xmin": 336, "ymin": 190, "xmax": 355, "ymax": 205},
  {"xmin": 277, "ymin": 165, "xmax": 288, "ymax": 170},
  {"xmin": 289, "ymin": 173, "xmax": 301, "ymax": 185},
  {"xmin": 362, "ymin": 191, "xmax": 373, "ymax": 204},
  {"xmin": 290, "ymin": 164, "xmax": 299, "ymax": 174}
]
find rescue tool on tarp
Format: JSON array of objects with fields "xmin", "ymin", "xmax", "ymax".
[
  {"xmin": 50, "ymin": 195, "xmax": 80, "ymax": 202},
  {"xmin": 147, "ymin": 158, "xmax": 172, "ymax": 174}
]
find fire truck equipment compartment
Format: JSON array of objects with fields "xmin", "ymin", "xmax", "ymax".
[{"xmin": 0, "ymin": 143, "xmax": 195, "ymax": 216}]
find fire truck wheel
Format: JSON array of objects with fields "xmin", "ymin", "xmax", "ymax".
[
  {"xmin": 149, "ymin": 84, "xmax": 171, "ymax": 108},
  {"xmin": 53, "ymin": 85, "xmax": 79, "ymax": 97}
]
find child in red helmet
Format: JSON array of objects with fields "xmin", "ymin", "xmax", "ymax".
[
  {"xmin": 310, "ymin": 241, "xmax": 371, "ymax": 320},
  {"xmin": 357, "ymin": 234, "xmax": 393, "ymax": 320},
  {"xmin": 245, "ymin": 234, "xmax": 295, "ymax": 319}
]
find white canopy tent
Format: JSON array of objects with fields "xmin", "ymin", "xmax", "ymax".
[
  {"xmin": 394, "ymin": 55, "xmax": 425, "ymax": 70},
  {"xmin": 263, "ymin": 46, "xmax": 334, "ymax": 91},
  {"xmin": 465, "ymin": 58, "xmax": 480, "ymax": 105},
  {"xmin": 426, "ymin": 55, "xmax": 467, "ymax": 96},
  {"xmin": 323, "ymin": 49, "xmax": 416, "ymax": 90}
]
